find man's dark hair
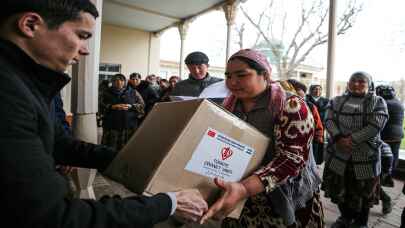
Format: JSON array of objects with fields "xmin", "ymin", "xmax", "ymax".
[
  {"xmin": 376, "ymin": 85, "xmax": 395, "ymax": 99},
  {"xmin": 309, "ymin": 84, "xmax": 322, "ymax": 93},
  {"xmin": 1, "ymin": 0, "xmax": 99, "ymax": 29},
  {"xmin": 287, "ymin": 79, "xmax": 307, "ymax": 93},
  {"xmin": 185, "ymin": 51, "xmax": 209, "ymax": 65},
  {"xmin": 112, "ymin": 73, "xmax": 126, "ymax": 82},
  {"xmin": 130, "ymin": 72, "xmax": 142, "ymax": 80}
]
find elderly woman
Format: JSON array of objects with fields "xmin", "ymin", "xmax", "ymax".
[
  {"xmin": 322, "ymin": 72, "xmax": 388, "ymax": 228},
  {"xmin": 101, "ymin": 74, "xmax": 145, "ymax": 150},
  {"xmin": 201, "ymin": 49, "xmax": 323, "ymax": 228}
]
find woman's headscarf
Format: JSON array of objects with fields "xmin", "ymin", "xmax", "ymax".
[
  {"xmin": 228, "ymin": 49, "xmax": 272, "ymax": 79},
  {"xmin": 224, "ymin": 49, "xmax": 285, "ymax": 114},
  {"xmin": 348, "ymin": 71, "xmax": 374, "ymax": 93},
  {"xmin": 111, "ymin": 73, "xmax": 126, "ymax": 94}
]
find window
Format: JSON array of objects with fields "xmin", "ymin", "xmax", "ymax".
[{"xmin": 99, "ymin": 63, "xmax": 121, "ymax": 82}]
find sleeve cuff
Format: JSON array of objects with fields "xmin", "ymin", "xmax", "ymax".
[
  {"xmin": 259, "ymin": 175, "xmax": 277, "ymax": 193},
  {"xmin": 165, "ymin": 192, "xmax": 177, "ymax": 215}
]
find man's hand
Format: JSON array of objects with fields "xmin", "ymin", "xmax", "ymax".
[
  {"xmin": 174, "ymin": 189, "xmax": 208, "ymax": 223},
  {"xmin": 314, "ymin": 132, "xmax": 324, "ymax": 143},
  {"xmin": 337, "ymin": 136, "xmax": 352, "ymax": 153},
  {"xmin": 200, "ymin": 178, "xmax": 248, "ymax": 224},
  {"xmin": 56, "ymin": 165, "xmax": 76, "ymax": 175}
]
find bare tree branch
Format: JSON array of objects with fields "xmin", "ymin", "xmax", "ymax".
[
  {"xmin": 234, "ymin": 23, "xmax": 245, "ymax": 49},
  {"xmin": 240, "ymin": 0, "xmax": 362, "ymax": 79},
  {"xmin": 280, "ymin": 13, "xmax": 287, "ymax": 43},
  {"xmin": 240, "ymin": 5, "xmax": 281, "ymax": 60},
  {"xmin": 288, "ymin": 4, "xmax": 329, "ymax": 68}
]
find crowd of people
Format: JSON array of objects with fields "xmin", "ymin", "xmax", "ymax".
[
  {"xmin": 0, "ymin": 1, "xmax": 404, "ymax": 228},
  {"xmin": 97, "ymin": 50, "xmax": 222, "ymax": 150}
]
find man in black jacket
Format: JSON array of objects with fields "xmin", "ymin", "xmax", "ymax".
[
  {"xmin": 306, "ymin": 84, "xmax": 330, "ymax": 165},
  {"xmin": 376, "ymin": 85, "xmax": 404, "ymax": 169},
  {"xmin": 0, "ymin": 1, "xmax": 207, "ymax": 227},
  {"xmin": 306, "ymin": 84, "xmax": 329, "ymax": 123},
  {"xmin": 170, "ymin": 51, "xmax": 223, "ymax": 97},
  {"xmin": 128, "ymin": 72, "xmax": 160, "ymax": 115}
]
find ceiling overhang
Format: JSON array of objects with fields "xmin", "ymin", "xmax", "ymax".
[{"xmin": 102, "ymin": 0, "xmax": 230, "ymax": 33}]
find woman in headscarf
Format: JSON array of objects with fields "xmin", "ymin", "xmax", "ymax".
[
  {"xmin": 101, "ymin": 74, "xmax": 145, "ymax": 151},
  {"xmin": 322, "ymin": 72, "xmax": 388, "ymax": 228},
  {"xmin": 201, "ymin": 49, "xmax": 323, "ymax": 228}
]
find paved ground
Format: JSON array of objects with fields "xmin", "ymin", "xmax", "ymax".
[{"xmin": 89, "ymin": 169, "xmax": 404, "ymax": 228}]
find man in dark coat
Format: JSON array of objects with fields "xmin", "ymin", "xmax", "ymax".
[
  {"xmin": 306, "ymin": 84, "xmax": 330, "ymax": 122},
  {"xmin": 376, "ymin": 85, "xmax": 404, "ymax": 169},
  {"xmin": 128, "ymin": 72, "xmax": 160, "ymax": 114},
  {"xmin": 170, "ymin": 51, "xmax": 222, "ymax": 97},
  {"xmin": 0, "ymin": 1, "xmax": 207, "ymax": 227},
  {"xmin": 306, "ymin": 84, "xmax": 330, "ymax": 164}
]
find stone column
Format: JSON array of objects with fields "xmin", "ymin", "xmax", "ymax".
[
  {"xmin": 178, "ymin": 21, "xmax": 189, "ymax": 79},
  {"xmin": 70, "ymin": 0, "xmax": 103, "ymax": 199},
  {"xmin": 223, "ymin": 0, "xmax": 238, "ymax": 63},
  {"xmin": 147, "ymin": 33, "xmax": 161, "ymax": 76},
  {"xmin": 326, "ymin": 0, "xmax": 337, "ymax": 98}
]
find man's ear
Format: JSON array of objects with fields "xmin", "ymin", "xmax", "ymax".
[{"xmin": 17, "ymin": 13, "xmax": 44, "ymax": 38}]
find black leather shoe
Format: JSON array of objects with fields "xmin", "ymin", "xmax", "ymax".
[
  {"xmin": 382, "ymin": 198, "xmax": 393, "ymax": 215},
  {"xmin": 331, "ymin": 216, "xmax": 352, "ymax": 228}
]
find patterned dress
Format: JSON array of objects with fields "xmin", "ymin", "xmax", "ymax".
[
  {"xmin": 222, "ymin": 83, "xmax": 324, "ymax": 228},
  {"xmin": 322, "ymin": 92, "xmax": 388, "ymax": 213}
]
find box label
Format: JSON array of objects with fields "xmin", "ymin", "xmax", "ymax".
[{"xmin": 185, "ymin": 128, "xmax": 255, "ymax": 182}]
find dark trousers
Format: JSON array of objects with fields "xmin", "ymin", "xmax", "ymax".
[
  {"xmin": 387, "ymin": 141, "xmax": 401, "ymax": 169},
  {"xmin": 401, "ymin": 208, "xmax": 405, "ymax": 228},
  {"xmin": 312, "ymin": 142, "xmax": 324, "ymax": 165},
  {"xmin": 402, "ymin": 183, "xmax": 405, "ymax": 228},
  {"xmin": 338, "ymin": 203, "xmax": 370, "ymax": 226}
]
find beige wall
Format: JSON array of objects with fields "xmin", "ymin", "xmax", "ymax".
[{"xmin": 100, "ymin": 24, "xmax": 160, "ymax": 78}]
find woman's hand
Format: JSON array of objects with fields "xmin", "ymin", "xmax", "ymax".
[
  {"xmin": 111, "ymin": 104, "xmax": 130, "ymax": 110},
  {"xmin": 200, "ymin": 178, "xmax": 248, "ymax": 224}
]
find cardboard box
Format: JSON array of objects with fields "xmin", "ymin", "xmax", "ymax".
[{"xmin": 105, "ymin": 99, "xmax": 269, "ymax": 218}]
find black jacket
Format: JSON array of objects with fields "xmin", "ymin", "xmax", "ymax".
[
  {"xmin": 381, "ymin": 97, "xmax": 404, "ymax": 141},
  {"xmin": 130, "ymin": 81, "xmax": 160, "ymax": 114},
  {"xmin": 51, "ymin": 92, "xmax": 72, "ymax": 135},
  {"xmin": 0, "ymin": 39, "xmax": 171, "ymax": 228},
  {"xmin": 169, "ymin": 74, "xmax": 223, "ymax": 97},
  {"xmin": 306, "ymin": 95, "xmax": 329, "ymax": 122}
]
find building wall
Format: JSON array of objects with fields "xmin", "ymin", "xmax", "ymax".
[{"xmin": 100, "ymin": 24, "xmax": 160, "ymax": 78}]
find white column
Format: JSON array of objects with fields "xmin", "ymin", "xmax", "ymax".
[
  {"xmin": 70, "ymin": 0, "xmax": 103, "ymax": 199},
  {"xmin": 326, "ymin": 0, "xmax": 337, "ymax": 98},
  {"xmin": 178, "ymin": 21, "xmax": 189, "ymax": 79},
  {"xmin": 223, "ymin": 0, "xmax": 238, "ymax": 63},
  {"xmin": 147, "ymin": 33, "xmax": 161, "ymax": 75}
]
